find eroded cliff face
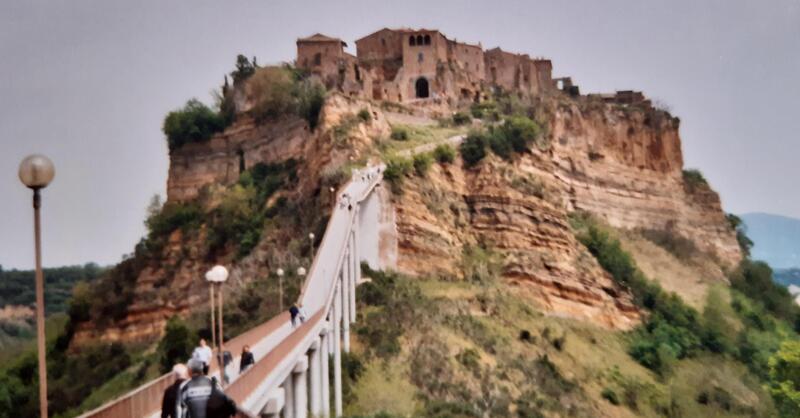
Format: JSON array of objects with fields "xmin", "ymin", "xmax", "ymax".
[
  {"xmin": 75, "ymin": 91, "xmax": 740, "ymax": 343},
  {"xmin": 545, "ymin": 99, "xmax": 741, "ymax": 265},
  {"xmin": 387, "ymin": 98, "xmax": 739, "ymax": 330}
]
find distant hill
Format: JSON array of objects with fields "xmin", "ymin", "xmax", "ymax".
[
  {"xmin": 0, "ymin": 263, "xmax": 106, "ymax": 315},
  {"xmin": 740, "ymin": 212, "xmax": 800, "ymax": 269},
  {"xmin": 774, "ymin": 268, "xmax": 800, "ymax": 288}
]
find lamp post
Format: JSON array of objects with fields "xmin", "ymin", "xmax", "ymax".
[
  {"xmin": 276, "ymin": 268, "xmax": 285, "ymax": 311},
  {"xmin": 18, "ymin": 154, "xmax": 55, "ymax": 418},
  {"xmin": 205, "ymin": 265, "xmax": 228, "ymax": 382},
  {"xmin": 297, "ymin": 267, "xmax": 307, "ymax": 277}
]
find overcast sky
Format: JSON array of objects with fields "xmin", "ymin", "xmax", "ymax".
[{"xmin": 1, "ymin": 0, "xmax": 798, "ymax": 269}]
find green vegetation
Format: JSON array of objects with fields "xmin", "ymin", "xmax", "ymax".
[
  {"xmin": 412, "ymin": 153, "xmax": 433, "ymax": 177},
  {"xmin": 768, "ymin": 340, "xmax": 800, "ymax": 416},
  {"xmin": 682, "ymin": 169, "xmax": 709, "ymax": 190},
  {"xmin": 458, "ymin": 116, "xmax": 544, "ymax": 167},
  {"xmin": 452, "ymin": 112, "xmax": 471, "ymax": 126},
  {"xmin": 357, "ymin": 108, "xmax": 372, "ymax": 123},
  {"xmin": 432, "ymin": 144, "xmax": 456, "ymax": 164},
  {"xmin": 383, "ymin": 157, "xmax": 413, "ymax": 193},
  {"xmin": 157, "ymin": 316, "xmax": 195, "ymax": 373},
  {"xmin": 727, "ymin": 213, "xmax": 755, "ymax": 257},
  {"xmin": 249, "ymin": 66, "xmax": 326, "ymax": 130},
  {"xmin": 207, "ymin": 160, "xmax": 298, "ymax": 258},
  {"xmin": 230, "ymin": 54, "xmax": 256, "ymax": 83},
  {"xmin": 390, "ymin": 126, "xmax": 409, "ymax": 141},
  {"xmin": 0, "ymin": 264, "xmax": 104, "ymax": 315},
  {"xmin": 638, "ymin": 228, "xmax": 699, "ymax": 261},
  {"xmin": 163, "ymin": 99, "xmax": 229, "ymax": 151}
]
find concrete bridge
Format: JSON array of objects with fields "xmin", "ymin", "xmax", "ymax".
[{"xmin": 78, "ymin": 164, "xmax": 386, "ymax": 418}]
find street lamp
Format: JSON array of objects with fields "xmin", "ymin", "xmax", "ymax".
[
  {"xmin": 276, "ymin": 268, "xmax": 285, "ymax": 311},
  {"xmin": 18, "ymin": 154, "xmax": 55, "ymax": 418},
  {"xmin": 205, "ymin": 265, "xmax": 228, "ymax": 382},
  {"xmin": 308, "ymin": 232, "xmax": 315, "ymax": 263},
  {"xmin": 297, "ymin": 267, "xmax": 307, "ymax": 277}
]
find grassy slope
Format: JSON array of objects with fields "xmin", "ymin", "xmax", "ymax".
[{"xmin": 345, "ymin": 239, "xmax": 773, "ymax": 418}]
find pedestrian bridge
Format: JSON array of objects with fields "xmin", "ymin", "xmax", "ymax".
[{"xmin": 79, "ymin": 164, "xmax": 386, "ymax": 418}]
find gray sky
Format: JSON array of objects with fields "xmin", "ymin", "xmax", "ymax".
[{"xmin": 1, "ymin": 0, "xmax": 798, "ymax": 269}]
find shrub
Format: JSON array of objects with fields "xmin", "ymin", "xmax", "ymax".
[
  {"xmin": 460, "ymin": 131, "xmax": 488, "ymax": 167},
  {"xmin": 499, "ymin": 116, "xmax": 542, "ymax": 152},
  {"xmin": 357, "ymin": 108, "xmax": 372, "ymax": 123},
  {"xmin": 157, "ymin": 316, "xmax": 195, "ymax": 373},
  {"xmin": 163, "ymin": 99, "xmax": 226, "ymax": 151},
  {"xmin": 383, "ymin": 157, "xmax": 412, "ymax": 192},
  {"xmin": 452, "ymin": 111, "xmax": 472, "ymax": 126},
  {"xmin": 456, "ymin": 348, "xmax": 481, "ymax": 372},
  {"xmin": 768, "ymin": 340, "xmax": 800, "ymax": 416},
  {"xmin": 231, "ymin": 54, "xmax": 255, "ymax": 82},
  {"xmin": 727, "ymin": 213, "xmax": 754, "ymax": 257},
  {"xmin": 638, "ymin": 228, "xmax": 699, "ymax": 261},
  {"xmin": 413, "ymin": 153, "xmax": 433, "ymax": 176},
  {"xmin": 487, "ymin": 129, "xmax": 513, "ymax": 159},
  {"xmin": 470, "ymin": 101, "xmax": 498, "ymax": 120},
  {"xmin": 390, "ymin": 125, "xmax": 410, "ymax": 141},
  {"xmin": 249, "ymin": 67, "xmax": 297, "ymax": 121},
  {"xmin": 433, "ymin": 144, "xmax": 456, "ymax": 164},
  {"xmin": 682, "ymin": 169, "xmax": 708, "ymax": 190},
  {"xmin": 602, "ymin": 388, "xmax": 620, "ymax": 405},
  {"xmin": 731, "ymin": 259, "xmax": 798, "ymax": 322},
  {"xmin": 295, "ymin": 78, "xmax": 326, "ymax": 130}
]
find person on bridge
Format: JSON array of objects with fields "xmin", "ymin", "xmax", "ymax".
[
  {"xmin": 191, "ymin": 339, "xmax": 213, "ymax": 375},
  {"xmin": 289, "ymin": 303, "xmax": 300, "ymax": 327},
  {"xmin": 298, "ymin": 303, "xmax": 308, "ymax": 323},
  {"xmin": 175, "ymin": 359, "xmax": 254, "ymax": 418},
  {"xmin": 161, "ymin": 363, "xmax": 189, "ymax": 418},
  {"xmin": 239, "ymin": 345, "xmax": 255, "ymax": 373}
]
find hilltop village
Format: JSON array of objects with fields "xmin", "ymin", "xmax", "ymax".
[{"xmin": 295, "ymin": 27, "xmax": 648, "ymax": 106}]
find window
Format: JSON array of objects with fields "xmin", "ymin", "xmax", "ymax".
[
  {"xmin": 416, "ymin": 35, "xmax": 423, "ymax": 45},
  {"xmin": 424, "ymin": 34, "xmax": 431, "ymax": 45},
  {"xmin": 313, "ymin": 53, "xmax": 321, "ymax": 66},
  {"xmin": 409, "ymin": 36, "xmax": 416, "ymax": 46},
  {"xmin": 415, "ymin": 77, "xmax": 429, "ymax": 98}
]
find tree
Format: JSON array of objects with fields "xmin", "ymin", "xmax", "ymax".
[
  {"xmin": 231, "ymin": 54, "xmax": 255, "ymax": 82},
  {"xmin": 769, "ymin": 340, "xmax": 800, "ymax": 417},
  {"xmin": 158, "ymin": 316, "xmax": 196, "ymax": 373}
]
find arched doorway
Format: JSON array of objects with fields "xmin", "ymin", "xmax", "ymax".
[{"xmin": 415, "ymin": 77, "xmax": 429, "ymax": 98}]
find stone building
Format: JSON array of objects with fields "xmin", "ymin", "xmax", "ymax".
[{"xmin": 296, "ymin": 28, "xmax": 558, "ymax": 103}]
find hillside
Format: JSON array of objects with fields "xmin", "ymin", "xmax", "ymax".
[{"xmin": 741, "ymin": 212, "xmax": 800, "ymax": 269}]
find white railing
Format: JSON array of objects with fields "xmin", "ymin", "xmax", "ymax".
[{"xmin": 80, "ymin": 164, "xmax": 384, "ymax": 418}]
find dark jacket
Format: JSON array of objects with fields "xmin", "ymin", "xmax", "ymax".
[
  {"xmin": 176, "ymin": 375, "xmax": 237, "ymax": 418},
  {"xmin": 161, "ymin": 379, "xmax": 185, "ymax": 418},
  {"xmin": 240, "ymin": 351, "xmax": 255, "ymax": 373}
]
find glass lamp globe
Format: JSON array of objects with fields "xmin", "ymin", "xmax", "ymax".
[
  {"xmin": 205, "ymin": 265, "xmax": 229, "ymax": 282},
  {"xmin": 276, "ymin": 268, "xmax": 284, "ymax": 277},
  {"xmin": 18, "ymin": 154, "xmax": 55, "ymax": 189},
  {"xmin": 297, "ymin": 267, "xmax": 307, "ymax": 276}
]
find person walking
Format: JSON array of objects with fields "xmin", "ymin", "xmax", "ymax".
[
  {"xmin": 175, "ymin": 359, "xmax": 254, "ymax": 418},
  {"xmin": 298, "ymin": 303, "xmax": 308, "ymax": 324},
  {"xmin": 191, "ymin": 338, "xmax": 213, "ymax": 375},
  {"xmin": 289, "ymin": 303, "xmax": 300, "ymax": 328},
  {"xmin": 239, "ymin": 345, "xmax": 255, "ymax": 373},
  {"xmin": 161, "ymin": 363, "xmax": 188, "ymax": 418}
]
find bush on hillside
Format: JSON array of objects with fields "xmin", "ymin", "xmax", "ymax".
[
  {"xmin": 158, "ymin": 316, "xmax": 195, "ymax": 373},
  {"xmin": 231, "ymin": 54, "xmax": 256, "ymax": 83},
  {"xmin": 163, "ymin": 99, "xmax": 227, "ymax": 151},
  {"xmin": 460, "ymin": 131, "xmax": 488, "ymax": 167},
  {"xmin": 682, "ymin": 169, "xmax": 708, "ymax": 190},
  {"xmin": 433, "ymin": 143, "xmax": 456, "ymax": 164},
  {"xmin": 638, "ymin": 228, "xmax": 699, "ymax": 261},
  {"xmin": 768, "ymin": 340, "xmax": 800, "ymax": 417},
  {"xmin": 413, "ymin": 153, "xmax": 433, "ymax": 177},
  {"xmin": 249, "ymin": 66, "xmax": 326, "ymax": 129},
  {"xmin": 730, "ymin": 259, "xmax": 798, "ymax": 322},
  {"xmin": 727, "ymin": 214, "xmax": 754, "ymax": 257},
  {"xmin": 452, "ymin": 112, "xmax": 472, "ymax": 126},
  {"xmin": 390, "ymin": 126, "xmax": 410, "ymax": 141},
  {"xmin": 383, "ymin": 157, "xmax": 413, "ymax": 192},
  {"xmin": 357, "ymin": 108, "xmax": 372, "ymax": 123}
]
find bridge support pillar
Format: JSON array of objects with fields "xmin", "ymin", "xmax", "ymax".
[
  {"xmin": 283, "ymin": 372, "xmax": 295, "ymax": 418},
  {"xmin": 333, "ymin": 281, "xmax": 343, "ymax": 417},
  {"xmin": 309, "ymin": 337, "xmax": 322, "ymax": 417},
  {"xmin": 293, "ymin": 356, "xmax": 309, "ymax": 418},
  {"xmin": 341, "ymin": 271, "xmax": 351, "ymax": 353},
  {"xmin": 320, "ymin": 327, "xmax": 331, "ymax": 418}
]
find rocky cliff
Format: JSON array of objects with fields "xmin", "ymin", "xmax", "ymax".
[{"xmin": 74, "ymin": 85, "xmax": 741, "ymax": 344}]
